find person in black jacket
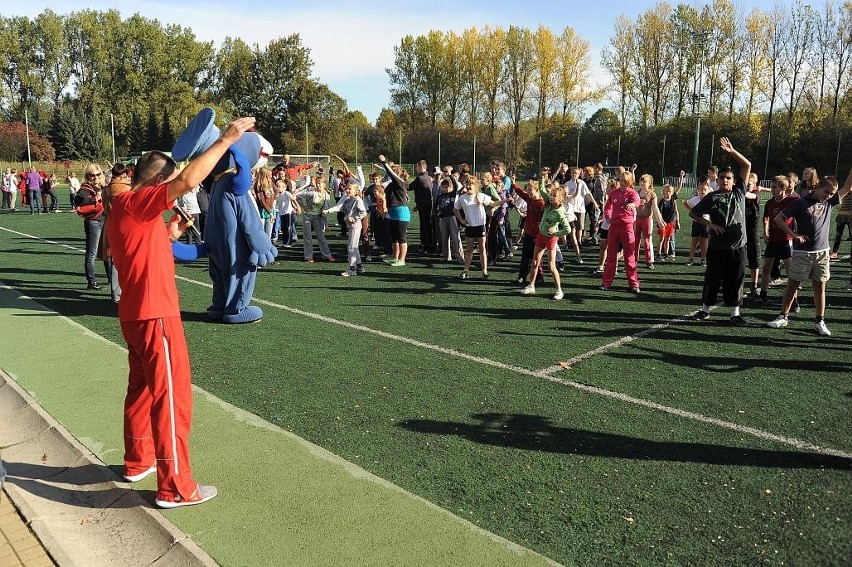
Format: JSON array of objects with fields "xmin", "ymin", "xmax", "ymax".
[
  {"xmin": 411, "ymin": 160, "xmax": 434, "ymax": 254},
  {"xmin": 74, "ymin": 164, "xmax": 107, "ymax": 289}
]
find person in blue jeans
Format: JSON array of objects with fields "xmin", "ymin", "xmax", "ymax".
[
  {"xmin": 74, "ymin": 164, "xmax": 107, "ymax": 289},
  {"xmin": 25, "ymin": 167, "xmax": 44, "ymax": 214}
]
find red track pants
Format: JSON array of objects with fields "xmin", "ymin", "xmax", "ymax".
[{"xmin": 121, "ymin": 317, "xmax": 197, "ymax": 501}]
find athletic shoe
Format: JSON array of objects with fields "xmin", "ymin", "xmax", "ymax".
[
  {"xmin": 123, "ymin": 465, "xmax": 156, "ymax": 483},
  {"xmin": 382, "ymin": 256, "xmax": 394, "ymax": 264},
  {"xmin": 685, "ymin": 259, "xmax": 694, "ymax": 266},
  {"xmin": 694, "ymin": 310, "xmax": 710, "ymax": 321},
  {"xmin": 340, "ymin": 269, "xmax": 357, "ymax": 277},
  {"xmin": 356, "ymin": 265, "xmax": 365, "ymax": 274},
  {"xmin": 600, "ymin": 286, "xmax": 611, "ymax": 291},
  {"xmin": 647, "ymin": 263, "xmax": 654, "ymax": 270},
  {"xmin": 460, "ymin": 271, "xmax": 470, "ymax": 279},
  {"xmin": 699, "ymin": 260, "xmax": 706, "ymax": 267},
  {"xmin": 325, "ymin": 255, "xmax": 336, "ymax": 262},
  {"xmin": 792, "ymin": 300, "xmax": 801, "ymax": 313},
  {"xmin": 590, "ymin": 267, "xmax": 604, "ymax": 275},
  {"xmin": 770, "ymin": 278, "xmax": 784, "ymax": 286},
  {"xmin": 575, "ymin": 257, "xmax": 584, "ymax": 264},
  {"xmin": 729, "ymin": 315, "xmax": 747, "ymax": 326},
  {"xmin": 553, "ymin": 289, "xmax": 564, "ymax": 300},
  {"xmin": 482, "ymin": 271, "xmax": 490, "ymax": 279},
  {"xmin": 87, "ymin": 282, "xmax": 101, "ymax": 290},
  {"xmin": 389, "ymin": 259, "xmax": 405, "ymax": 267},
  {"xmin": 520, "ymin": 285, "xmax": 536, "ymax": 295},
  {"xmin": 516, "ymin": 276, "xmax": 525, "ymax": 284},
  {"xmin": 630, "ymin": 287, "xmax": 640, "ymax": 294},
  {"xmin": 846, "ymin": 283, "xmax": 852, "ymax": 291},
  {"xmin": 829, "ymin": 251, "xmax": 838, "ymax": 260},
  {"xmin": 815, "ymin": 321, "xmax": 832, "ymax": 336},
  {"xmin": 155, "ymin": 484, "xmax": 218, "ymax": 509},
  {"xmin": 305, "ymin": 258, "xmax": 314, "ymax": 263},
  {"xmin": 767, "ymin": 315, "xmax": 788, "ymax": 329}
]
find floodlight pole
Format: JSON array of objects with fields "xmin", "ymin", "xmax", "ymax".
[
  {"xmin": 25, "ymin": 109, "xmax": 32, "ymax": 167},
  {"xmin": 473, "ymin": 135, "xmax": 476, "ymax": 174},
  {"xmin": 111, "ymin": 113, "xmax": 116, "ymax": 164},
  {"xmin": 661, "ymin": 134, "xmax": 666, "ymax": 182},
  {"xmin": 438, "ymin": 132, "xmax": 441, "ymax": 168}
]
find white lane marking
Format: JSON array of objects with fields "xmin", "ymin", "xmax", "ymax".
[{"xmin": 2, "ymin": 227, "xmax": 850, "ymax": 460}]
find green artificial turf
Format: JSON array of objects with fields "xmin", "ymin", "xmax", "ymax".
[{"xmin": 1, "ymin": 208, "xmax": 850, "ymax": 566}]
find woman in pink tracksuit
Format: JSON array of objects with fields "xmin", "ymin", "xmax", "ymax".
[{"xmin": 601, "ymin": 171, "xmax": 641, "ymax": 292}]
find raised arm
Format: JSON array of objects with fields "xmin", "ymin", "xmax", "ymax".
[
  {"xmin": 719, "ymin": 137, "xmax": 751, "ymax": 183},
  {"xmin": 167, "ymin": 117, "xmax": 256, "ymax": 202},
  {"xmin": 378, "ymin": 155, "xmax": 406, "ymax": 188}
]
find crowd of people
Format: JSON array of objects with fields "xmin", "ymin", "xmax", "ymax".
[{"xmin": 4, "ymin": 138, "xmax": 852, "ymax": 336}]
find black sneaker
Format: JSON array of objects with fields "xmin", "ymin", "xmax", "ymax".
[
  {"xmin": 729, "ymin": 315, "xmax": 747, "ymax": 326},
  {"xmin": 792, "ymin": 300, "xmax": 801, "ymax": 313},
  {"xmin": 694, "ymin": 310, "xmax": 710, "ymax": 321},
  {"xmin": 87, "ymin": 282, "xmax": 101, "ymax": 290}
]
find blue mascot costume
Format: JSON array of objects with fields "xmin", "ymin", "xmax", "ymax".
[{"xmin": 171, "ymin": 108, "xmax": 277, "ymax": 324}]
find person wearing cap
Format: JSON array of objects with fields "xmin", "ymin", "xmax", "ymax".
[
  {"xmin": 108, "ymin": 115, "xmax": 256, "ymax": 508},
  {"xmin": 74, "ymin": 164, "xmax": 107, "ymax": 289}
]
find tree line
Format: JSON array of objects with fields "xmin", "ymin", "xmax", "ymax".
[{"xmin": 1, "ymin": 4, "xmax": 850, "ymax": 178}]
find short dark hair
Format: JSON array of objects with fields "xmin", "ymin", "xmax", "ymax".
[{"xmin": 133, "ymin": 151, "xmax": 176, "ymax": 188}]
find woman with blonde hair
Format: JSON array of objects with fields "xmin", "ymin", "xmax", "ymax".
[
  {"xmin": 253, "ymin": 167, "xmax": 276, "ymax": 242},
  {"xmin": 295, "ymin": 174, "xmax": 334, "ymax": 262},
  {"xmin": 795, "ymin": 167, "xmax": 819, "ymax": 197}
]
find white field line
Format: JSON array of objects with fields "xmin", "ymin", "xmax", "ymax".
[{"xmin": 4, "ymin": 225, "xmax": 852, "ymax": 461}]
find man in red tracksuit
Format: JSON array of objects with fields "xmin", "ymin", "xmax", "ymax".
[{"xmin": 108, "ymin": 116, "xmax": 255, "ymax": 508}]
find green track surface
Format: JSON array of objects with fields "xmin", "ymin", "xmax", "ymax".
[{"xmin": 1, "ymin": 209, "xmax": 850, "ymax": 566}]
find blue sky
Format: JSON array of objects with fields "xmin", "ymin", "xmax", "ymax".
[{"xmin": 2, "ymin": 0, "xmax": 780, "ymax": 122}]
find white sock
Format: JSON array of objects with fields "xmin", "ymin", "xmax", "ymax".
[
  {"xmin": 701, "ymin": 304, "xmax": 711, "ymax": 313},
  {"xmin": 731, "ymin": 306, "xmax": 740, "ymax": 317}
]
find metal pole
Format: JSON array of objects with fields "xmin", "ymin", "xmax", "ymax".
[
  {"xmin": 661, "ymin": 134, "xmax": 666, "ymax": 182},
  {"xmin": 835, "ymin": 130, "xmax": 842, "ymax": 176},
  {"xmin": 692, "ymin": 115, "xmax": 701, "ymax": 178},
  {"xmin": 305, "ymin": 123, "xmax": 309, "ymax": 157},
  {"xmin": 438, "ymin": 132, "xmax": 441, "ymax": 168},
  {"xmin": 763, "ymin": 130, "xmax": 771, "ymax": 181},
  {"xmin": 709, "ymin": 134, "xmax": 715, "ymax": 167},
  {"xmin": 473, "ymin": 135, "xmax": 476, "ymax": 174},
  {"xmin": 576, "ymin": 129, "xmax": 580, "ymax": 168},
  {"xmin": 538, "ymin": 137, "xmax": 542, "ymax": 174},
  {"xmin": 398, "ymin": 130, "xmax": 402, "ymax": 165},
  {"xmin": 355, "ymin": 127, "xmax": 359, "ymax": 165},
  {"xmin": 111, "ymin": 113, "xmax": 116, "ymax": 164},
  {"xmin": 617, "ymin": 135, "xmax": 621, "ymax": 166},
  {"xmin": 25, "ymin": 109, "xmax": 32, "ymax": 167}
]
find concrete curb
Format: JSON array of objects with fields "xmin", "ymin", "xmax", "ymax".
[{"xmin": 0, "ymin": 370, "xmax": 217, "ymax": 567}]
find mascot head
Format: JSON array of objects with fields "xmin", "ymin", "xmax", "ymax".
[{"xmin": 173, "ymin": 108, "xmax": 273, "ymax": 170}]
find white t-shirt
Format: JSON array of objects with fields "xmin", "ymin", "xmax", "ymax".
[
  {"xmin": 687, "ymin": 195, "xmax": 710, "ymax": 221},
  {"xmin": 454, "ymin": 192, "xmax": 492, "ymax": 227},
  {"xmin": 276, "ymin": 191, "xmax": 294, "ymax": 215},
  {"xmin": 565, "ymin": 179, "xmax": 590, "ymax": 213},
  {"xmin": 179, "ymin": 187, "xmax": 201, "ymax": 215}
]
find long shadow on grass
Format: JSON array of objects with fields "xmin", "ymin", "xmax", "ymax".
[
  {"xmin": 607, "ymin": 345, "xmax": 852, "ymax": 373},
  {"xmin": 400, "ymin": 413, "xmax": 852, "ymax": 470},
  {"xmin": 1, "ymin": 284, "xmax": 118, "ymax": 318}
]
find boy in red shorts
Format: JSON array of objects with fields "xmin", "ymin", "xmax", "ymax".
[{"xmin": 107, "ymin": 116, "xmax": 255, "ymax": 508}]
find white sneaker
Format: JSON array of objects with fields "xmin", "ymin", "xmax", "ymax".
[
  {"xmin": 155, "ymin": 484, "xmax": 218, "ymax": 509},
  {"xmin": 814, "ymin": 321, "xmax": 831, "ymax": 336},
  {"xmin": 553, "ymin": 289, "xmax": 564, "ymax": 300},
  {"xmin": 767, "ymin": 315, "xmax": 788, "ymax": 329},
  {"xmin": 123, "ymin": 465, "xmax": 156, "ymax": 483},
  {"xmin": 520, "ymin": 285, "xmax": 536, "ymax": 295}
]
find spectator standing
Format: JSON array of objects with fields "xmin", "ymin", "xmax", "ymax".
[
  {"xmin": 74, "ymin": 164, "xmax": 107, "ymax": 289},
  {"xmin": 26, "ymin": 167, "xmax": 44, "ymax": 215}
]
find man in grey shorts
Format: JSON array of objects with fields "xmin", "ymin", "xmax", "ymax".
[{"xmin": 767, "ymin": 171, "xmax": 852, "ymax": 335}]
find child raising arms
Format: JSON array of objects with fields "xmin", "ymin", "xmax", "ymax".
[
  {"xmin": 327, "ymin": 179, "xmax": 368, "ymax": 276},
  {"xmin": 520, "ymin": 183, "xmax": 573, "ymax": 300}
]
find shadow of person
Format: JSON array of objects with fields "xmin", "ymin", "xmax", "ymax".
[
  {"xmin": 3, "ymin": 460, "xmax": 156, "ymax": 509},
  {"xmin": 399, "ymin": 412, "xmax": 851, "ymax": 470}
]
